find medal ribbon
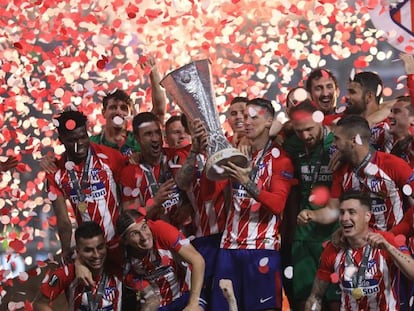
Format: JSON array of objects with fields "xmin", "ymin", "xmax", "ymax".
[
  {"xmin": 346, "ymin": 244, "xmax": 372, "ymax": 289},
  {"xmin": 141, "ymin": 154, "xmax": 168, "ymax": 197},
  {"xmin": 248, "ymin": 138, "xmax": 273, "ymax": 183},
  {"xmin": 352, "ymin": 150, "xmax": 374, "ymax": 192},
  {"xmin": 86, "ymin": 273, "xmax": 107, "ymax": 311},
  {"xmin": 68, "ymin": 147, "xmax": 92, "ymax": 205}
]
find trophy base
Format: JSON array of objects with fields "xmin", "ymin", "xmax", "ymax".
[{"xmin": 205, "ymin": 148, "xmax": 249, "ymax": 181}]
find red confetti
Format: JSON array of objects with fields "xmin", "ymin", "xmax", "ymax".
[
  {"xmin": 330, "ymin": 273, "xmax": 339, "ymax": 283},
  {"xmin": 97, "ymin": 59, "xmax": 107, "ymax": 69},
  {"xmin": 258, "ymin": 264, "xmax": 269, "ymax": 274},
  {"xmin": 13, "ymin": 42, "xmax": 23, "ymax": 49},
  {"xmin": 24, "ymin": 300, "xmax": 34, "ymax": 311},
  {"xmin": 9, "ymin": 239, "xmax": 25, "ymax": 253},
  {"xmin": 309, "ymin": 186, "xmax": 330, "ymax": 206},
  {"xmin": 65, "ymin": 119, "xmax": 76, "ymax": 130}
]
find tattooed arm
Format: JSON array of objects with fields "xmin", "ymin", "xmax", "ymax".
[
  {"xmin": 175, "ymin": 151, "xmax": 198, "ymax": 191},
  {"xmin": 305, "ymin": 277, "xmax": 330, "ymax": 311},
  {"xmin": 367, "ymin": 232, "xmax": 414, "ymax": 280},
  {"xmin": 175, "ymin": 118, "xmax": 207, "ymax": 191}
]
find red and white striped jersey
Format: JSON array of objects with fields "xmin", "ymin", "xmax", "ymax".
[
  {"xmin": 381, "ymin": 133, "xmax": 414, "ymax": 168},
  {"xmin": 47, "ymin": 143, "xmax": 126, "ymax": 242},
  {"xmin": 331, "ymin": 151, "xmax": 414, "ymax": 231},
  {"xmin": 192, "ymin": 166, "xmax": 229, "ymax": 237},
  {"xmin": 119, "ymin": 148, "xmax": 188, "ymax": 220},
  {"xmin": 221, "ymin": 145, "xmax": 294, "ymax": 250},
  {"xmin": 126, "ymin": 220, "xmax": 191, "ymax": 307},
  {"xmin": 41, "ymin": 264, "xmax": 122, "ymax": 311},
  {"xmin": 316, "ymin": 231, "xmax": 406, "ymax": 311}
]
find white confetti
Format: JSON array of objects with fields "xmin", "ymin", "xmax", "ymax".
[
  {"xmin": 349, "ymin": 68, "xmax": 355, "ymax": 80},
  {"xmin": 19, "ymin": 271, "xmax": 29, "ymax": 281},
  {"xmin": 248, "ymin": 106, "xmax": 258, "ymax": 117},
  {"xmin": 213, "ymin": 164, "xmax": 225, "ymax": 174},
  {"xmin": 48, "ymin": 192, "xmax": 57, "ymax": 201},
  {"xmin": 97, "ymin": 153, "xmax": 108, "ymax": 159},
  {"xmin": 64, "ymin": 161, "xmax": 75, "ymax": 170},
  {"xmin": 355, "ymin": 134, "xmax": 363, "ymax": 145},
  {"xmin": 123, "ymin": 187, "xmax": 132, "ymax": 196},
  {"xmin": 403, "ymin": 184, "xmax": 413, "ymax": 196},
  {"xmin": 271, "ymin": 147, "xmax": 280, "ymax": 158},
  {"xmin": 336, "ymin": 106, "xmax": 346, "ymax": 114},
  {"xmin": 312, "ymin": 111, "xmax": 324, "ymax": 123},
  {"xmin": 259, "ymin": 257, "xmax": 269, "ymax": 266},
  {"xmin": 376, "ymin": 84, "xmax": 382, "ymax": 97},
  {"xmin": 113, "ymin": 116, "xmax": 124, "ymax": 126},
  {"xmin": 365, "ymin": 165, "xmax": 378, "ymax": 175},
  {"xmin": 284, "ymin": 266, "xmax": 293, "ymax": 279},
  {"xmin": 293, "ymin": 87, "xmax": 308, "ymax": 102},
  {"xmin": 131, "ymin": 188, "xmax": 140, "ymax": 197}
]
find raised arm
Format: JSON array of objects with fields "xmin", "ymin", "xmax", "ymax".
[
  {"xmin": 297, "ymin": 198, "xmax": 340, "ymax": 226},
  {"xmin": 175, "ymin": 119, "xmax": 207, "ymax": 191},
  {"xmin": 142, "ymin": 56, "xmax": 166, "ymax": 122}
]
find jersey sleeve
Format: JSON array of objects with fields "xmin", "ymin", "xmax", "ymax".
[
  {"xmin": 92, "ymin": 143, "xmax": 128, "ymax": 182},
  {"xmin": 150, "ymin": 220, "xmax": 188, "ymax": 253},
  {"xmin": 379, "ymin": 230, "xmax": 410, "ymax": 255},
  {"xmin": 40, "ymin": 265, "xmax": 75, "ymax": 300},
  {"xmin": 315, "ymin": 243, "xmax": 336, "ymax": 282},
  {"xmin": 389, "ymin": 154, "xmax": 414, "ymax": 190},
  {"xmin": 391, "ymin": 206, "xmax": 414, "ymax": 237},
  {"xmin": 256, "ymin": 151, "xmax": 294, "ymax": 214}
]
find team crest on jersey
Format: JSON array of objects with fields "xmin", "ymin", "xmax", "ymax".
[
  {"xmin": 103, "ymin": 286, "xmax": 116, "ymax": 301},
  {"xmin": 48, "ymin": 274, "xmax": 59, "ymax": 287},
  {"xmin": 370, "ymin": 179, "xmax": 381, "ymax": 193},
  {"xmin": 367, "ymin": 259, "xmax": 376, "ymax": 270}
]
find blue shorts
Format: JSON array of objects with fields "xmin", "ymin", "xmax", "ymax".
[
  {"xmin": 210, "ymin": 248, "xmax": 282, "ymax": 311},
  {"xmin": 158, "ymin": 292, "xmax": 207, "ymax": 311},
  {"xmin": 191, "ymin": 233, "xmax": 222, "ymax": 281}
]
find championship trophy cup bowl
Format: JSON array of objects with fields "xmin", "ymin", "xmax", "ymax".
[{"xmin": 160, "ymin": 59, "xmax": 249, "ymax": 181}]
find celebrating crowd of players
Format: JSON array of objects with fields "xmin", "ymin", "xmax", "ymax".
[{"xmin": 5, "ymin": 52, "xmax": 414, "ymax": 311}]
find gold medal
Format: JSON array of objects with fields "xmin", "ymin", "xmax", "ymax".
[
  {"xmin": 351, "ymin": 287, "xmax": 363, "ymax": 300},
  {"xmin": 78, "ymin": 201, "xmax": 88, "ymax": 213}
]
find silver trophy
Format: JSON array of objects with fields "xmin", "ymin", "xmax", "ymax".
[{"xmin": 160, "ymin": 59, "xmax": 248, "ymax": 180}]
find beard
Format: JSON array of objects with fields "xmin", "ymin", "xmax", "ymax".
[{"xmin": 344, "ymin": 101, "xmax": 366, "ymax": 116}]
